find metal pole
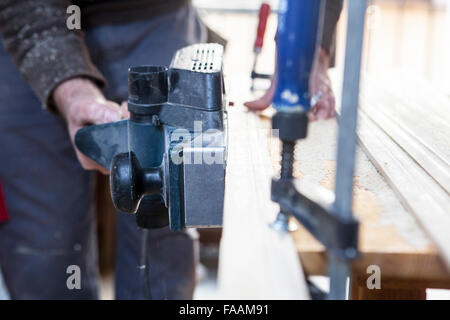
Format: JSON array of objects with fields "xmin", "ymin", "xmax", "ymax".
[{"xmin": 329, "ymin": 0, "xmax": 367, "ymax": 300}]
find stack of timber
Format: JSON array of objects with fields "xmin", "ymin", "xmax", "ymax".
[
  {"xmin": 218, "ymin": 105, "xmax": 310, "ymax": 299},
  {"xmin": 332, "ymin": 70, "xmax": 450, "ymax": 270}
]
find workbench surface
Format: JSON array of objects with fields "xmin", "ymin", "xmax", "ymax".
[{"xmin": 262, "ymin": 116, "xmax": 450, "ymax": 289}]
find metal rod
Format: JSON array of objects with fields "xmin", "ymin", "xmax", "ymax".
[{"xmin": 329, "ymin": 0, "xmax": 368, "ymax": 300}]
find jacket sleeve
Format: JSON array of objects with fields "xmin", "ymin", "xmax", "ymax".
[
  {"xmin": 321, "ymin": 0, "xmax": 344, "ymax": 54},
  {"xmin": 0, "ymin": 0, "xmax": 106, "ymax": 108}
]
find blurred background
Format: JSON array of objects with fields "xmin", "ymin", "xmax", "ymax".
[{"xmin": 194, "ymin": 0, "xmax": 450, "ymax": 94}]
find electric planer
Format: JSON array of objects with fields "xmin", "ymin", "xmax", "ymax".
[{"xmin": 75, "ymin": 43, "xmax": 227, "ymax": 230}]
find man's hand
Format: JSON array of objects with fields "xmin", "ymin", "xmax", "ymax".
[
  {"xmin": 245, "ymin": 47, "xmax": 336, "ymax": 121},
  {"xmin": 53, "ymin": 78, "xmax": 125, "ymax": 174}
]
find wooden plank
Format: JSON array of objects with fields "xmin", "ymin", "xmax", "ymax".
[
  {"xmin": 329, "ymin": 69, "xmax": 450, "ymax": 271},
  {"xmin": 341, "ymin": 71, "xmax": 450, "ymax": 270},
  {"xmin": 364, "ymin": 72, "xmax": 450, "ymax": 125},
  {"xmin": 96, "ymin": 174, "xmax": 117, "ymax": 276},
  {"xmin": 360, "ymin": 74, "xmax": 450, "ymax": 167},
  {"xmin": 218, "ymin": 106, "xmax": 309, "ymax": 299},
  {"xmin": 357, "ymin": 112, "xmax": 450, "ymax": 270},
  {"xmin": 360, "ymin": 107, "xmax": 450, "ymax": 194},
  {"xmin": 263, "ymin": 117, "xmax": 450, "ymax": 285},
  {"xmin": 332, "ymin": 71, "xmax": 450, "ymax": 171},
  {"xmin": 351, "ymin": 279, "xmax": 427, "ymax": 300}
]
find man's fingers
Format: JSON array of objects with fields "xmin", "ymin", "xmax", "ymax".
[
  {"xmin": 95, "ymin": 101, "xmax": 122, "ymax": 124},
  {"xmin": 244, "ymin": 86, "xmax": 275, "ymax": 111},
  {"xmin": 120, "ymin": 101, "xmax": 130, "ymax": 119},
  {"xmin": 328, "ymin": 92, "xmax": 336, "ymax": 118},
  {"xmin": 69, "ymin": 125, "xmax": 110, "ymax": 174},
  {"xmin": 245, "ymin": 76, "xmax": 276, "ymax": 111},
  {"xmin": 68, "ymin": 100, "xmax": 122, "ymax": 175},
  {"xmin": 74, "ymin": 101, "xmax": 122, "ymax": 126},
  {"xmin": 316, "ymin": 108, "xmax": 328, "ymax": 120},
  {"xmin": 244, "ymin": 97, "xmax": 271, "ymax": 111},
  {"xmin": 308, "ymin": 89, "xmax": 337, "ymax": 121},
  {"xmin": 76, "ymin": 149, "xmax": 109, "ymax": 175}
]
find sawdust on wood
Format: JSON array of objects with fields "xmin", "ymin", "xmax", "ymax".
[{"xmin": 264, "ymin": 117, "xmax": 432, "ymax": 254}]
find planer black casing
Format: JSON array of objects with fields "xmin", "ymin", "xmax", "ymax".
[{"xmin": 75, "ymin": 43, "xmax": 227, "ymax": 230}]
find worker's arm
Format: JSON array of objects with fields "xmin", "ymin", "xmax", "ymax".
[
  {"xmin": 245, "ymin": 0, "xmax": 344, "ymax": 121},
  {"xmin": 0, "ymin": 0, "xmax": 123, "ymax": 172}
]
